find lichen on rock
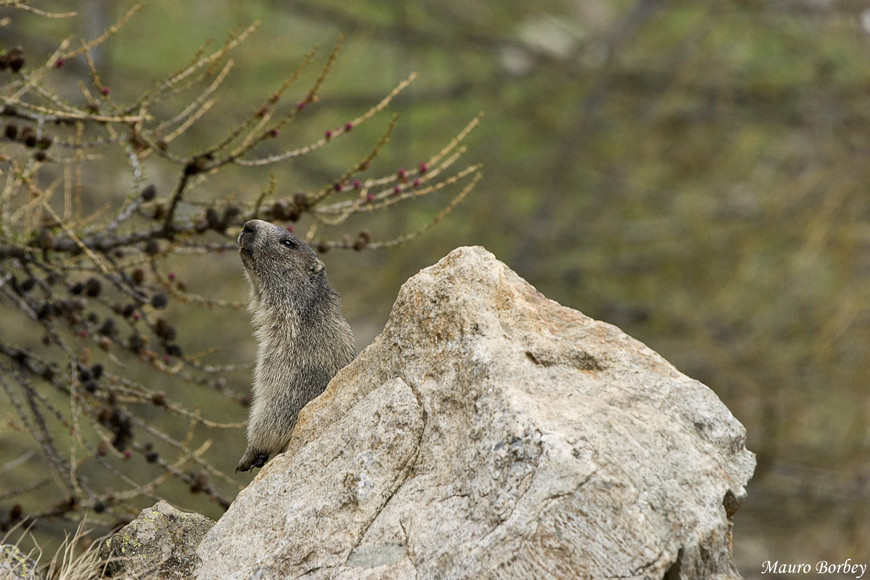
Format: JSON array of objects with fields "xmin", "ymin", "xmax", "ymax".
[
  {"xmin": 99, "ymin": 500, "xmax": 214, "ymax": 579},
  {"xmin": 0, "ymin": 543, "xmax": 41, "ymax": 580}
]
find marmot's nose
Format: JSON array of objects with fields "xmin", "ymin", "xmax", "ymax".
[
  {"xmin": 239, "ymin": 220, "xmax": 259, "ymax": 246},
  {"xmin": 242, "ymin": 221, "xmax": 257, "ymax": 236}
]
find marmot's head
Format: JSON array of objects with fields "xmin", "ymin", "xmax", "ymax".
[{"xmin": 238, "ymin": 219, "xmax": 328, "ymax": 307}]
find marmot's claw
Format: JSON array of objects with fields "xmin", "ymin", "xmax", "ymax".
[
  {"xmin": 253, "ymin": 452, "xmax": 269, "ymax": 468},
  {"xmin": 236, "ymin": 449, "xmax": 270, "ymax": 473}
]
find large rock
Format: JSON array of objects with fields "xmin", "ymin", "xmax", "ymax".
[
  {"xmin": 99, "ymin": 500, "xmax": 214, "ymax": 579},
  {"xmin": 197, "ymin": 246, "xmax": 755, "ymax": 579}
]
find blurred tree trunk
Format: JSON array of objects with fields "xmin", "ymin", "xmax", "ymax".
[{"xmin": 82, "ymin": 0, "xmax": 113, "ymax": 74}]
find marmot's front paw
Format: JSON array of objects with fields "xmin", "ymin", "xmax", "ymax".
[{"xmin": 236, "ymin": 449, "xmax": 270, "ymax": 472}]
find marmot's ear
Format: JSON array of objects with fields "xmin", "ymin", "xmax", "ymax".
[{"xmin": 309, "ymin": 257, "xmax": 325, "ymax": 276}]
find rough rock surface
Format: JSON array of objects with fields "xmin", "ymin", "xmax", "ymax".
[
  {"xmin": 0, "ymin": 544, "xmax": 41, "ymax": 580},
  {"xmin": 99, "ymin": 500, "xmax": 214, "ymax": 579},
  {"xmin": 197, "ymin": 246, "xmax": 755, "ymax": 579}
]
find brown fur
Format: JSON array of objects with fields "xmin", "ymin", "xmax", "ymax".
[{"xmin": 235, "ymin": 219, "xmax": 355, "ymax": 472}]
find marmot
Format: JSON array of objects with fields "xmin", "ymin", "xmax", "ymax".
[{"xmin": 235, "ymin": 219, "xmax": 355, "ymax": 472}]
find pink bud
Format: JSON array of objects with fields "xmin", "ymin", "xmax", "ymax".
[{"xmin": 344, "ymin": 122, "xmax": 353, "ymax": 132}]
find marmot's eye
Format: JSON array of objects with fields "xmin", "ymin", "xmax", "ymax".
[{"xmin": 281, "ymin": 239, "xmax": 296, "ymax": 249}]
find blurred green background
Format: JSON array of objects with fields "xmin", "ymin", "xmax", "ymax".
[{"xmin": 4, "ymin": 1, "xmax": 870, "ymax": 577}]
